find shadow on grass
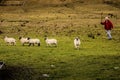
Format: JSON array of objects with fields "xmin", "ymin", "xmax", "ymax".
[
  {"xmin": 0, "ymin": 65, "xmax": 34, "ymax": 80},
  {"xmin": 0, "ymin": 55, "xmax": 120, "ymax": 80},
  {"xmin": 0, "ymin": 65, "xmax": 55, "ymax": 80}
]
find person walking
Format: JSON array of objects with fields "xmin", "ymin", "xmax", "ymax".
[{"xmin": 101, "ymin": 17, "xmax": 113, "ymax": 40}]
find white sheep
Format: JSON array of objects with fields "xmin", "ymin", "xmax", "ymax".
[
  {"xmin": 74, "ymin": 37, "xmax": 81, "ymax": 49},
  {"xmin": 27, "ymin": 38, "xmax": 40, "ymax": 46},
  {"xmin": 19, "ymin": 37, "xmax": 29, "ymax": 46},
  {"xmin": 4, "ymin": 36, "xmax": 16, "ymax": 46},
  {"xmin": 44, "ymin": 37, "xmax": 57, "ymax": 47}
]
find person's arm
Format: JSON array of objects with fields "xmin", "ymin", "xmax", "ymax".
[
  {"xmin": 110, "ymin": 21, "xmax": 113, "ymax": 29},
  {"xmin": 101, "ymin": 21, "xmax": 105, "ymax": 25}
]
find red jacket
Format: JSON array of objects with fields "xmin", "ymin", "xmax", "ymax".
[{"xmin": 101, "ymin": 20, "xmax": 113, "ymax": 30}]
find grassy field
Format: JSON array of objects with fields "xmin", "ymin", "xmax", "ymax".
[
  {"xmin": 0, "ymin": 0, "xmax": 120, "ymax": 80},
  {"xmin": 0, "ymin": 36, "xmax": 120, "ymax": 80}
]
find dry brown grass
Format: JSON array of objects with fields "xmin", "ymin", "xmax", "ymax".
[{"xmin": 0, "ymin": 1, "xmax": 120, "ymax": 38}]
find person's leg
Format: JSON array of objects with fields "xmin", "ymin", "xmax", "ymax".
[{"xmin": 106, "ymin": 30, "xmax": 112, "ymax": 39}]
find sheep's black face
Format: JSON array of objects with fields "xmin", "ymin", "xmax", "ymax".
[
  {"xmin": 19, "ymin": 37, "xmax": 22, "ymax": 40},
  {"xmin": 76, "ymin": 38, "xmax": 79, "ymax": 41},
  {"xmin": 27, "ymin": 37, "xmax": 30, "ymax": 40},
  {"xmin": 0, "ymin": 61, "xmax": 4, "ymax": 65},
  {"xmin": 44, "ymin": 37, "xmax": 47, "ymax": 40}
]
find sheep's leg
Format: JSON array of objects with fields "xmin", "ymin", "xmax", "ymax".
[
  {"xmin": 78, "ymin": 46, "xmax": 80, "ymax": 50},
  {"xmin": 11, "ymin": 42, "xmax": 13, "ymax": 46},
  {"xmin": 6, "ymin": 42, "xmax": 9, "ymax": 46},
  {"xmin": 53, "ymin": 43, "xmax": 57, "ymax": 47},
  {"xmin": 55, "ymin": 43, "xmax": 57, "ymax": 47},
  {"xmin": 12, "ymin": 42, "xmax": 14, "ymax": 46},
  {"xmin": 75, "ymin": 45, "xmax": 78, "ymax": 49},
  {"xmin": 11, "ymin": 42, "xmax": 13, "ymax": 45},
  {"xmin": 14, "ymin": 42, "xmax": 16, "ymax": 46},
  {"xmin": 33, "ymin": 43, "xmax": 34, "ymax": 46},
  {"xmin": 9, "ymin": 42, "xmax": 11, "ymax": 45},
  {"xmin": 77, "ymin": 46, "xmax": 79, "ymax": 49},
  {"xmin": 29, "ymin": 43, "xmax": 31, "ymax": 46},
  {"xmin": 76, "ymin": 46, "xmax": 80, "ymax": 50},
  {"xmin": 9, "ymin": 42, "xmax": 11, "ymax": 46},
  {"xmin": 77, "ymin": 44, "xmax": 80, "ymax": 49},
  {"xmin": 38, "ymin": 43, "xmax": 40, "ymax": 46},
  {"xmin": 50, "ymin": 44, "xmax": 52, "ymax": 47},
  {"xmin": 12, "ymin": 42, "xmax": 16, "ymax": 46},
  {"xmin": 46, "ymin": 44, "xmax": 49, "ymax": 47}
]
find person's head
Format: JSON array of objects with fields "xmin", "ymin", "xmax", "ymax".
[{"xmin": 105, "ymin": 16, "xmax": 109, "ymax": 20}]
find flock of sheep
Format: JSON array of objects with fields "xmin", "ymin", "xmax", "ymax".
[{"xmin": 4, "ymin": 36, "xmax": 81, "ymax": 49}]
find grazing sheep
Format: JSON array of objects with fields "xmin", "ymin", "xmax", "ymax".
[
  {"xmin": 4, "ymin": 36, "xmax": 16, "ymax": 46},
  {"xmin": 19, "ymin": 37, "xmax": 29, "ymax": 46},
  {"xmin": 44, "ymin": 37, "xmax": 57, "ymax": 47},
  {"xmin": 27, "ymin": 38, "xmax": 40, "ymax": 46},
  {"xmin": 74, "ymin": 37, "xmax": 81, "ymax": 49}
]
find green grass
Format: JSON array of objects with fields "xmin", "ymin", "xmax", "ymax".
[{"xmin": 0, "ymin": 36, "xmax": 120, "ymax": 80}]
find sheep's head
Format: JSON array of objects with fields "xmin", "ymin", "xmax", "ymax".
[
  {"xmin": 44, "ymin": 37, "xmax": 47, "ymax": 40},
  {"xmin": 4, "ymin": 36, "xmax": 7, "ymax": 39},
  {"xmin": 76, "ymin": 37, "xmax": 79, "ymax": 41},
  {"xmin": 27, "ymin": 37, "xmax": 30, "ymax": 40},
  {"xmin": 19, "ymin": 37, "xmax": 22, "ymax": 40},
  {"xmin": 44, "ymin": 35, "xmax": 47, "ymax": 40}
]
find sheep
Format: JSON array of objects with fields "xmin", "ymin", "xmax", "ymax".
[
  {"xmin": 4, "ymin": 36, "xmax": 16, "ymax": 46},
  {"xmin": 27, "ymin": 38, "xmax": 40, "ymax": 46},
  {"xmin": 19, "ymin": 37, "xmax": 29, "ymax": 46},
  {"xmin": 74, "ymin": 37, "xmax": 81, "ymax": 49},
  {"xmin": 44, "ymin": 37, "xmax": 57, "ymax": 47}
]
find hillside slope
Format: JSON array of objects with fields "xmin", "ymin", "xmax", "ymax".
[{"xmin": 0, "ymin": 0, "xmax": 120, "ymax": 39}]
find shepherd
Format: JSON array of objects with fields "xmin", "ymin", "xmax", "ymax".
[{"xmin": 101, "ymin": 16, "xmax": 114, "ymax": 40}]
